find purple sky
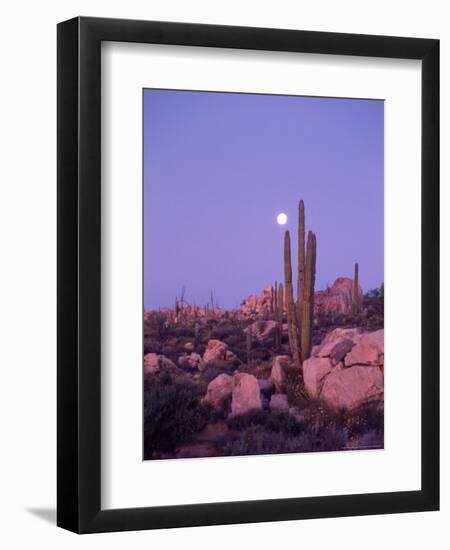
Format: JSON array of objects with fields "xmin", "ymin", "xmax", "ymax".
[{"xmin": 144, "ymin": 89, "xmax": 384, "ymax": 311}]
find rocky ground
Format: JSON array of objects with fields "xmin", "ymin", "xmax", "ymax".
[{"xmin": 143, "ymin": 278, "xmax": 384, "ymax": 460}]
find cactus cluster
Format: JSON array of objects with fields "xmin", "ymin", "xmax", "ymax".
[{"xmin": 283, "ymin": 200, "xmax": 317, "ymax": 366}]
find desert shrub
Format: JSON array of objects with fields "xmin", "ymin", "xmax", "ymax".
[
  {"xmin": 227, "ymin": 409, "xmax": 303, "ymax": 437},
  {"xmin": 173, "ymin": 326, "xmax": 195, "ymax": 338},
  {"xmin": 211, "ymin": 324, "xmax": 240, "ymax": 340},
  {"xmin": 337, "ymin": 401, "xmax": 384, "ymax": 438},
  {"xmin": 252, "ymin": 362, "xmax": 272, "ymax": 379},
  {"xmin": 251, "ymin": 347, "xmax": 271, "ymax": 361},
  {"xmin": 223, "ymin": 333, "xmax": 243, "ymax": 348},
  {"xmin": 265, "ymin": 411, "xmax": 304, "ymax": 436},
  {"xmin": 143, "ymin": 372, "xmax": 212, "ymax": 459},
  {"xmin": 202, "ymin": 360, "xmax": 236, "ymax": 383},
  {"xmin": 284, "ymin": 366, "xmax": 310, "ymax": 408},
  {"xmin": 226, "ymin": 409, "xmax": 269, "ymax": 430},
  {"xmin": 352, "ymin": 429, "xmax": 384, "ymax": 449},
  {"xmin": 143, "ymin": 336, "xmax": 161, "ymax": 355},
  {"xmin": 223, "ymin": 427, "xmax": 315, "ymax": 456}
]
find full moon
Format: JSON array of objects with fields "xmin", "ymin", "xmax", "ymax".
[{"xmin": 276, "ymin": 212, "xmax": 288, "ymax": 225}]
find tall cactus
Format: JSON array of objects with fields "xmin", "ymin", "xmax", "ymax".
[
  {"xmin": 301, "ymin": 231, "xmax": 317, "ymax": 360},
  {"xmin": 353, "ymin": 262, "xmax": 360, "ymax": 315},
  {"xmin": 284, "ymin": 231, "xmax": 301, "ymax": 368},
  {"xmin": 297, "ymin": 200, "xmax": 305, "ymax": 334},
  {"xmin": 282, "ymin": 200, "xmax": 317, "ymax": 365}
]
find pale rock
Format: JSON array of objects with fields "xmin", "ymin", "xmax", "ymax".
[
  {"xmin": 270, "ymin": 355, "xmax": 291, "ymax": 393},
  {"xmin": 314, "ymin": 277, "xmax": 363, "ymax": 319},
  {"xmin": 344, "ymin": 330, "xmax": 384, "ymax": 367},
  {"xmin": 203, "ymin": 374, "xmax": 233, "ymax": 409},
  {"xmin": 320, "ymin": 363, "xmax": 384, "ymax": 411},
  {"xmin": 231, "ymin": 373, "xmax": 262, "ymax": 416},
  {"xmin": 144, "ymin": 353, "xmax": 160, "ymax": 375},
  {"xmin": 144, "ymin": 353, "xmax": 176, "ymax": 375},
  {"xmin": 269, "ymin": 393, "xmax": 289, "ymax": 411},
  {"xmin": 203, "ymin": 339, "xmax": 228, "ymax": 363},
  {"xmin": 329, "ymin": 338, "xmax": 355, "ymax": 365},
  {"xmin": 317, "ymin": 328, "xmax": 362, "ymax": 357},
  {"xmin": 303, "ymin": 357, "xmax": 333, "ymax": 399}
]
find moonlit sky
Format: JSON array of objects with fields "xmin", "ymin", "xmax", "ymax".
[{"xmin": 144, "ymin": 89, "xmax": 384, "ymax": 311}]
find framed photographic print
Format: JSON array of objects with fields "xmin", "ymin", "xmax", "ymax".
[{"xmin": 57, "ymin": 17, "xmax": 439, "ymax": 533}]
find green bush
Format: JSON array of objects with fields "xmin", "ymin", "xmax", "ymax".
[{"xmin": 143, "ymin": 372, "xmax": 212, "ymax": 459}]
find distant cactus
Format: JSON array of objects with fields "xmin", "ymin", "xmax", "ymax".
[
  {"xmin": 284, "ymin": 231, "xmax": 301, "ymax": 368},
  {"xmin": 277, "ymin": 283, "xmax": 284, "ymax": 350},
  {"xmin": 353, "ymin": 262, "xmax": 361, "ymax": 315}
]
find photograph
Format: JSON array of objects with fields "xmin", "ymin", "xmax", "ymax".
[{"xmin": 142, "ymin": 88, "xmax": 385, "ymax": 460}]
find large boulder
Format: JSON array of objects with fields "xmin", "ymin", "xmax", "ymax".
[
  {"xmin": 320, "ymin": 364, "xmax": 384, "ymax": 411},
  {"xmin": 344, "ymin": 330, "xmax": 384, "ymax": 367},
  {"xmin": 203, "ymin": 339, "xmax": 228, "ymax": 363},
  {"xmin": 304, "ymin": 329, "xmax": 384, "ymax": 411},
  {"xmin": 203, "ymin": 374, "xmax": 233, "ymax": 409},
  {"xmin": 270, "ymin": 355, "xmax": 291, "ymax": 393},
  {"xmin": 302, "ymin": 357, "xmax": 333, "ymax": 399},
  {"xmin": 316, "ymin": 328, "xmax": 362, "ymax": 357},
  {"xmin": 314, "ymin": 277, "xmax": 363, "ymax": 320},
  {"xmin": 231, "ymin": 373, "xmax": 262, "ymax": 416}
]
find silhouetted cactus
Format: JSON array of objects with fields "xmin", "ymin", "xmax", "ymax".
[
  {"xmin": 282, "ymin": 200, "xmax": 317, "ymax": 364},
  {"xmin": 297, "ymin": 200, "xmax": 305, "ymax": 334},
  {"xmin": 300, "ymin": 231, "xmax": 316, "ymax": 360},
  {"xmin": 284, "ymin": 231, "xmax": 301, "ymax": 368}
]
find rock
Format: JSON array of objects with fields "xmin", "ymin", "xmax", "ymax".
[
  {"xmin": 329, "ymin": 338, "xmax": 355, "ymax": 366},
  {"xmin": 144, "ymin": 353, "xmax": 160, "ymax": 374},
  {"xmin": 269, "ymin": 393, "xmax": 289, "ymax": 411},
  {"xmin": 270, "ymin": 355, "xmax": 291, "ymax": 393},
  {"xmin": 314, "ymin": 277, "xmax": 363, "ymax": 319},
  {"xmin": 225, "ymin": 349, "xmax": 238, "ymax": 363},
  {"xmin": 320, "ymin": 363, "xmax": 384, "ymax": 411},
  {"xmin": 178, "ymin": 352, "xmax": 203, "ymax": 371},
  {"xmin": 317, "ymin": 328, "xmax": 362, "ymax": 357},
  {"xmin": 258, "ymin": 378, "xmax": 275, "ymax": 397},
  {"xmin": 246, "ymin": 320, "xmax": 278, "ymax": 343},
  {"xmin": 303, "ymin": 357, "xmax": 333, "ymax": 399},
  {"xmin": 240, "ymin": 287, "xmax": 277, "ymax": 317},
  {"xmin": 203, "ymin": 339, "xmax": 228, "ymax": 363},
  {"xmin": 344, "ymin": 330, "xmax": 384, "ymax": 367},
  {"xmin": 184, "ymin": 341, "xmax": 195, "ymax": 352},
  {"xmin": 203, "ymin": 374, "xmax": 233, "ymax": 409},
  {"xmin": 144, "ymin": 353, "xmax": 176, "ymax": 375},
  {"xmin": 231, "ymin": 373, "xmax": 262, "ymax": 416}
]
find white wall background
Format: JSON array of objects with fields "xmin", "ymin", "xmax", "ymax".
[{"xmin": 0, "ymin": 1, "xmax": 447, "ymax": 547}]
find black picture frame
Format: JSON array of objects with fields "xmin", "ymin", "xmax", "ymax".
[{"xmin": 57, "ymin": 16, "xmax": 439, "ymax": 533}]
